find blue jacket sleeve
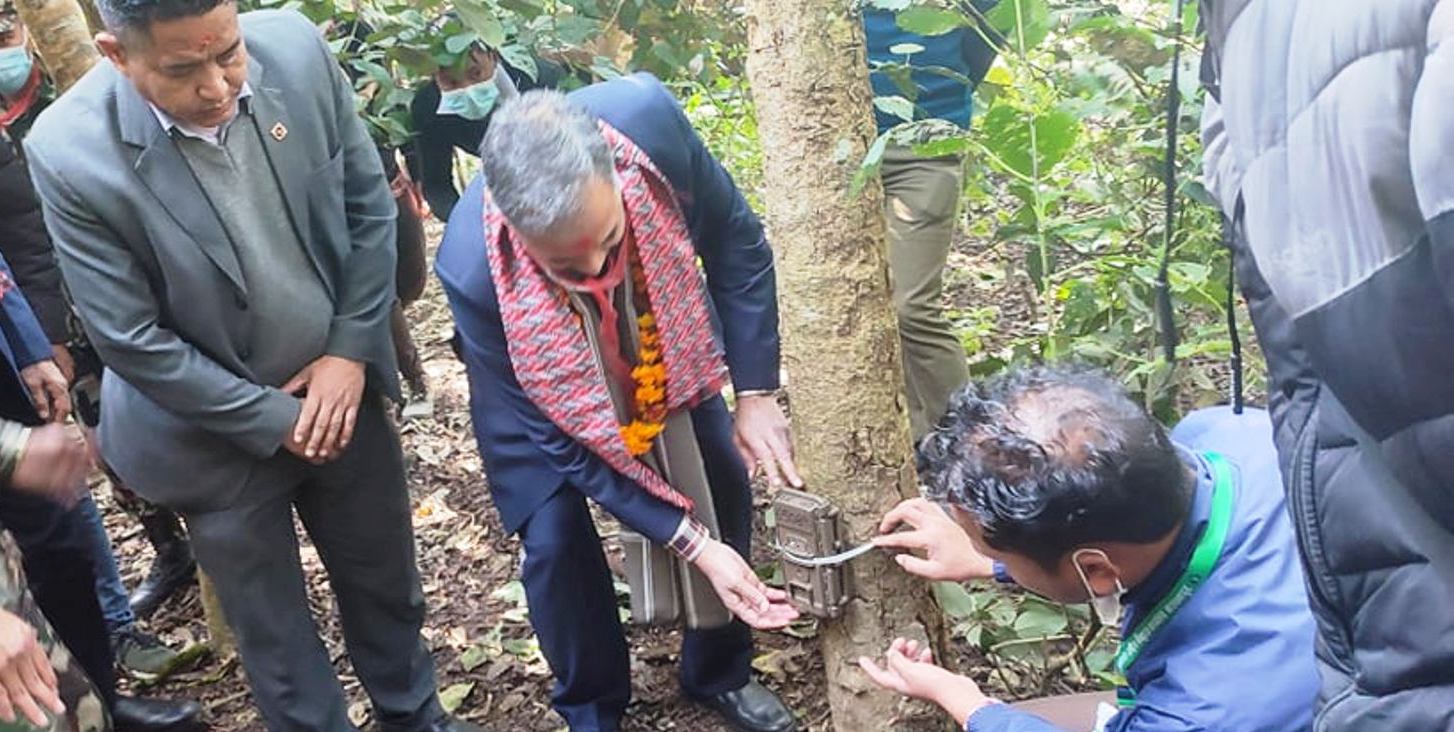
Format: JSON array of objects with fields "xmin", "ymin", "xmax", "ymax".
[
  {"xmin": 968, "ymin": 704, "xmax": 1066, "ymax": 732},
  {"xmin": 0, "ymin": 256, "xmax": 55, "ymax": 369},
  {"xmin": 436, "ymin": 195, "xmax": 688, "ymax": 544},
  {"xmin": 652, "ymin": 81, "xmax": 781, "ymax": 393}
]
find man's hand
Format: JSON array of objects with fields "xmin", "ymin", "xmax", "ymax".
[
  {"xmin": 10, "ymin": 424, "xmax": 90, "ymax": 505},
  {"xmin": 732, "ymin": 394, "xmax": 802, "ymax": 488},
  {"xmin": 282, "ymin": 355, "xmax": 366, "ymax": 462},
  {"xmin": 48, "ymin": 346, "xmax": 74, "ymax": 385},
  {"xmin": 20, "ymin": 361, "xmax": 70, "ymax": 424},
  {"xmin": 858, "ymin": 638, "xmax": 994, "ymax": 727},
  {"xmin": 280, "ymin": 430, "xmax": 326, "ymax": 466},
  {"xmin": 694, "ymin": 539, "xmax": 799, "ymax": 630},
  {"xmin": 874, "ymin": 498, "xmax": 994, "ymax": 582},
  {"xmin": 0, "ymin": 609, "xmax": 64, "ymax": 726}
]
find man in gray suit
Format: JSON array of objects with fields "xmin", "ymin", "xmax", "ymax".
[{"xmin": 23, "ymin": 2, "xmax": 479, "ymax": 730}]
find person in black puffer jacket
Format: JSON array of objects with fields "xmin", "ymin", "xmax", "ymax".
[{"xmin": 1198, "ymin": 2, "xmax": 1454, "ymax": 728}]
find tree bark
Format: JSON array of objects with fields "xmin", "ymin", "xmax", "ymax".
[
  {"xmin": 76, "ymin": 0, "xmax": 104, "ymax": 35},
  {"xmin": 13, "ymin": 0, "xmax": 99, "ymax": 93},
  {"xmin": 743, "ymin": 3, "xmax": 948, "ymax": 730}
]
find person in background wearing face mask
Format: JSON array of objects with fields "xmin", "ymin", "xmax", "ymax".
[
  {"xmin": 0, "ymin": 1, "xmax": 48, "ymax": 141},
  {"xmin": 409, "ymin": 37, "xmax": 561, "ymax": 222},
  {"xmin": 862, "ymin": 366, "xmax": 1319, "ymax": 732}
]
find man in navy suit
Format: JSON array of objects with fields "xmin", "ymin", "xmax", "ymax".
[{"xmin": 437, "ymin": 76, "xmax": 799, "ymax": 732}]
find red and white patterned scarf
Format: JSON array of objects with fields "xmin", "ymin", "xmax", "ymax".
[{"xmin": 483, "ymin": 122, "xmax": 728, "ymax": 510}]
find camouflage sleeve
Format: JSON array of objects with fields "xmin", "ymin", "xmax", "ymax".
[{"xmin": 0, "ymin": 532, "xmax": 108, "ymax": 732}]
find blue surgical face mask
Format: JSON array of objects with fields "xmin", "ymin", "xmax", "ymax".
[
  {"xmin": 437, "ymin": 78, "xmax": 500, "ymax": 121},
  {"xmin": 0, "ymin": 46, "xmax": 33, "ymax": 97}
]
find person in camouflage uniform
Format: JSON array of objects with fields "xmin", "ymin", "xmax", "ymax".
[{"xmin": 0, "ymin": 531, "xmax": 107, "ymax": 732}]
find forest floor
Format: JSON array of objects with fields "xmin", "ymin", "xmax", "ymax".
[{"xmin": 101, "ymin": 218, "xmax": 1049, "ymax": 731}]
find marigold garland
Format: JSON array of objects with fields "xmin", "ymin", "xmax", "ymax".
[{"xmin": 620, "ymin": 251, "xmax": 668, "ymax": 456}]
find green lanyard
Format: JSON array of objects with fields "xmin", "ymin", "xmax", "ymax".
[{"xmin": 1113, "ymin": 451, "xmax": 1236, "ymax": 706}]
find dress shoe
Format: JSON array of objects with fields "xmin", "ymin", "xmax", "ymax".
[
  {"xmin": 112, "ymin": 694, "xmax": 206, "ymax": 732},
  {"xmin": 128, "ymin": 510, "xmax": 197, "ymax": 619},
  {"xmin": 697, "ymin": 680, "xmax": 797, "ymax": 732}
]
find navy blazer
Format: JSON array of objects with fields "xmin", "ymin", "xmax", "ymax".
[{"xmin": 436, "ymin": 73, "xmax": 779, "ymax": 542}]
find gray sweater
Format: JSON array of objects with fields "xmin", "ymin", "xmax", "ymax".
[{"xmin": 176, "ymin": 114, "xmax": 332, "ymax": 387}]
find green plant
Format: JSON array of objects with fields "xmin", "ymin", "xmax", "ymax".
[
  {"xmin": 244, "ymin": 0, "xmax": 750, "ymax": 147},
  {"xmin": 936, "ymin": 581, "xmax": 1120, "ymax": 696},
  {"xmin": 864, "ymin": 0, "xmax": 1255, "ymax": 421}
]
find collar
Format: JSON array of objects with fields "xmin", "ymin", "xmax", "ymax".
[
  {"xmin": 1119, "ymin": 447, "xmax": 1214, "ymax": 629},
  {"xmin": 148, "ymin": 82, "xmax": 253, "ymax": 146}
]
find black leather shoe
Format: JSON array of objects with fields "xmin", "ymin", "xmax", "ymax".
[
  {"xmin": 112, "ymin": 695, "xmax": 207, "ymax": 732},
  {"xmin": 698, "ymin": 681, "xmax": 797, "ymax": 732},
  {"xmin": 128, "ymin": 510, "xmax": 197, "ymax": 619}
]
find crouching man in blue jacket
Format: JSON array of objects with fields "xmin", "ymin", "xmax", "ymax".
[{"xmin": 861, "ymin": 365, "xmax": 1319, "ymax": 732}]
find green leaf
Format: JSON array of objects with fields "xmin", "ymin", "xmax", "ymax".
[
  {"xmin": 1014, "ymin": 601, "xmax": 1068, "ymax": 638},
  {"xmin": 979, "ymin": 104, "xmax": 1081, "ymax": 178},
  {"xmin": 445, "ymin": 33, "xmax": 479, "ymax": 54},
  {"xmin": 498, "ymin": 44, "xmax": 538, "ymax": 81},
  {"xmin": 454, "ymin": 0, "xmax": 506, "ymax": 48},
  {"xmin": 490, "ymin": 580, "xmax": 527, "ymax": 606},
  {"xmin": 877, "ymin": 62, "xmax": 919, "ymax": 101},
  {"xmin": 439, "ymin": 682, "xmax": 475, "ymax": 713},
  {"xmin": 873, "ymin": 95, "xmax": 916, "ymax": 123},
  {"xmin": 896, "ymin": 7, "xmax": 972, "ymax": 37},
  {"xmin": 850, "ymin": 132, "xmax": 892, "ymax": 195},
  {"xmin": 349, "ymin": 59, "xmax": 393, "ymax": 87},
  {"xmin": 911, "ymin": 136, "xmax": 971, "ymax": 158},
  {"xmin": 459, "ymin": 644, "xmax": 493, "ymax": 672},
  {"xmin": 1025, "ymin": 241, "xmax": 1053, "ymax": 294},
  {"xmin": 934, "ymin": 582, "xmax": 979, "ymax": 620},
  {"xmin": 985, "ymin": 0, "xmax": 1052, "ymax": 52},
  {"xmin": 502, "ymin": 636, "xmax": 541, "ymax": 659}
]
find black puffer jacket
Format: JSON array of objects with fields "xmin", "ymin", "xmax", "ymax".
[
  {"xmin": 1199, "ymin": 1, "xmax": 1454, "ymax": 728},
  {"xmin": 0, "ymin": 133, "xmax": 67, "ymax": 344}
]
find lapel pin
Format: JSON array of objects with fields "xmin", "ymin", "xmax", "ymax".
[{"xmin": 270, "ymin": 122, "xmax": 288, "ymax": 141}]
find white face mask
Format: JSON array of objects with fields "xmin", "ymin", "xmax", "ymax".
[{"xmin": 1072, "ymin": 548, "xmax": 1126, "ymax": 626}]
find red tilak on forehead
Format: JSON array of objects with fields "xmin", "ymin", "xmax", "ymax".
[
  {"xmin": 197, "ymin": 33, "xmax": 216, "ymax": 49},
  {"xmin": 572, "ymin": 236, "xmax": 595, "ymax": 255}
]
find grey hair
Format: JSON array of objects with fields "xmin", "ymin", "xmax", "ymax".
[{"xmin": 480, "ymin": 90, "xmax": 616, "ymax": 239}]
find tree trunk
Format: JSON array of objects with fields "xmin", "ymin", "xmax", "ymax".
[
  {"xmin": 76, "ymin": 0, "xmax": 105, "ymax": 35},
  {"xmin": 743, "ymin": 3, "xmax": 948, "ymax": 730},
  {"xmin": 12, "ymin": 0, "xmax": 99, "ymax": 93}
]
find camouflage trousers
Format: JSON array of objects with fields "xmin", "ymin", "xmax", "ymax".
[{"xmin": 0, "ymin": 533, "xmax": 108, "ymax": 732}]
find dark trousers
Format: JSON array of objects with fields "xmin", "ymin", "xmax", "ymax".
[
  {"xmin": 183, "ymin": 398, "xmax": 440, "ymax": 732},
  {"xmin": 0, "ymin": 490, "xmax": 117, "ymax": 707},
  {"xmin": 519, "ymin": 460, "xmax": 755, "ymax": 731}
]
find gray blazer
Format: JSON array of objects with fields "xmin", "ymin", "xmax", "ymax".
[{"xmin": 24, "ymin": 10, "xmax": 399, "ymax": 512}]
